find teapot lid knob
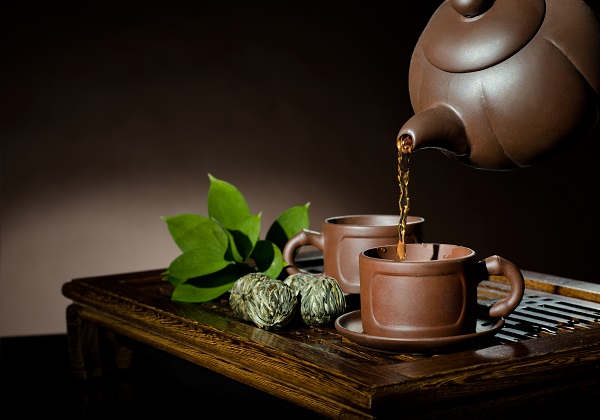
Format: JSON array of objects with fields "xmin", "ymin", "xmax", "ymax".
[
  {"xmin": 421, "ymin": 0, "xmax": 544, "ymax": 72},
  {"xmin": 450, "ymin": 0, "xmax": 493, "ymax": 17}
]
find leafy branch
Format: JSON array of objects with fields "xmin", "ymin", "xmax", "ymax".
[{"xmin": 161, "ymin": 174, "xmax": 310, "ymax": 303}]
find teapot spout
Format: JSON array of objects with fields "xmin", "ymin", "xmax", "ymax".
[{"xmin": 397, "ymin": 106, "xmax": 469, "ymax": 160}]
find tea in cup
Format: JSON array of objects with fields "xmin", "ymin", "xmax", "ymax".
[
  {"xmin": 282, "ymin": 214, "xmax": 425, "ymax": 294},
  {"xmin": 359, "ymin": 243, "xmax": 524, "ymax": 339}
]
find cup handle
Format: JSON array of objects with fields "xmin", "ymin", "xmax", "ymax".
[
  {"xmin": 282, "ymin": 229, "xmax": 325, "ymax": 275},
  {"xmin": 478, "ymin": 255, "xmax": 525, "ymax": 318}
]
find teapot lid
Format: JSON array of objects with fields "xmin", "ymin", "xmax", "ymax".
[{"xmin": 421, "ymin": 0, "xmax": 545, "ymax": 72}]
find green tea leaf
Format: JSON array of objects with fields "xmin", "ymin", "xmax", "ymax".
[
  {"xmin": 231, "ymin": 213, "xmax": 262, "ymax": 260},
  {"xmin": 252, "ymin": 240, "xmax": 285, "ymax": 278},
  {"xmin": 212, "ymin": 217, "xmax": 243, "ymax": 263},
  {"xmin": 207, "ymin": 174, "xmax": 252, "ymax": 229},
  {"xmin": 266, "ymin": 202, "xmax": 310, "ymax": 251},
  {"xmin": 162, "ymin": 214, "xmax": 228, "ymax": 253},
  {"xmin": 212, "ymin": 214, "xmax": 261, "ymax": 263},
  {"xmin": 162, "ymin": 174, "xmax": 311, "ymax": 302},
  {"xmin": 170, "ymin": 265, "xmax": 252, "ymax": 302},
  {"xmin": 166, "ymin": 247, "xmax": 233, "ymax": 280},
  {"xmin": 162, "ymin": 273, "xmax": 186, "ymax": 286},
  {"xmin": 207, "ymin": 174, "xmax": 261, "ymax": 259},
  {"xmin": 171, "ymin": 282, "xmax": 234, "ymax": 302}
]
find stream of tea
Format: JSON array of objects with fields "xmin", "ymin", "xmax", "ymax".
[{"xmin": 397, "ymin": 135, "xmax": 413, "ymax": 260}]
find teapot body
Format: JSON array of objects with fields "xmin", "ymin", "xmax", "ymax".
[{"xmin": 399, "ymin": 0, "xmax": 600, "ymax": 170}]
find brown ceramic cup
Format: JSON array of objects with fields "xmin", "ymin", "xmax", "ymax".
[
  {"xmin": 359, "ymin": 243, "xmax": 525, "ymax": 339},
  {"xmin": 282, "ymin": 215, "xmax": 425, "ymax": 294}
]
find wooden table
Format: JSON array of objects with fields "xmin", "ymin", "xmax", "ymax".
[{"xmin": 62, "ymin": 259, "xmax": 600, "ymax": 419}]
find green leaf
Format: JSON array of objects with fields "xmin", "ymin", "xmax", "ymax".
[
  {"xmin": 211, "ymin": 215, "xmax": 261, "ymax": 263},
  {"xmin": 207, "ymin": 174, "xmax": 261, "ymax": 259},
  {"xmin": 162, "ymin": 214, "xmax": 228, "ymax": 253},
  {"xmin": 231, "ymin": 213, "xmax": 262, "ymax": 261},
  {"xmin": 166, "ymin": 247, "xmax": 233, "ymax": 280},
  {"xmin": 163, "ymin": 273, "xmax": 187, "ymax": 287},
  {"xmin": 170, "ymin": 265, "xmax": 252, "ymax": 302},
  {"xmin": 162, "ymin": 174, "xmax": 311, "ymax": 302},
  {"xmin": 211, "ymin": 217, "xmax": 243, "ymax": 263},
  {"xmin": 266, "ymin": 203, "xmax": 310, "ymax": 251},
  {"xmin": 171, "ymin": 282, "xmax": 234, "ymax": 302},
  {"xmin": 251, "ymin": 240, "xmax": 285, "ymax": 278},
  {"xmin": 207, "ymin": 174, "xmax": 252, "ymax": 229}
]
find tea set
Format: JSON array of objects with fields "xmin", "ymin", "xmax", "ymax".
[{"xmin": 282, "ymin": 0, "xmax": 600, "ymax": 353}]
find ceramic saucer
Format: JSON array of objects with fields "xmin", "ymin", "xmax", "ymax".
[{"xmin": 335, "ymin": 310, "xmax": 504, "ymax": 354}]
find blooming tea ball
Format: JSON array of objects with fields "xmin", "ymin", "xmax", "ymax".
[
  {"xmin": 229, "ymin": 272, "xmax": 273, "ymax": 321},
  {"xmin": 283, "ymin": 273, "xmax": 316, "ymax": 297},
  {"xmin": 300, "ymin": 276, "xmax": 346, "ymax": 327},
  {"xmin": 245, "ymin": 280, "xmax": 298, "ymax": 330}
]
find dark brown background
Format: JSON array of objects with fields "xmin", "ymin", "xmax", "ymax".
[{"xmin": 2, "ymin": 0, "xmax": 599, "ymax": 337}]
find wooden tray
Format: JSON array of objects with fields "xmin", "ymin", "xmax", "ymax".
[{"xmin": 62, "ymin": 266, "xmax": 600, "ymax": 419}]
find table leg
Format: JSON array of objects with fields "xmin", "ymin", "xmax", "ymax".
[{"xmin": 66, "ymin": 304, "xmax": 135, "ymax": 379}]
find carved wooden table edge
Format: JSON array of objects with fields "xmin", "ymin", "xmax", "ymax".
[{"xmin": 62, "ymin": 268, "xmax": 600, "ymax": 419}]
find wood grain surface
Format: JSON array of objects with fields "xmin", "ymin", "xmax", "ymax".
[{"xmin": 62, "ymin": 268, "xmax": 600, "ymax": 419}]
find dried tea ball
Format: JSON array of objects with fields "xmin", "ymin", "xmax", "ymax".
[
  {"xmin": 229, "ymin": 272, "xmax": 273, "ymax": 321},
  {"xmin": 283, "ymin": 273, "xmax": 317, "ymax": 297},
  {"xmin": 245, "ymin": 280, "xmax": 298, "ymax": 330},
  {"xmin": 300, "ymin": 276, "xmax": 346, "ymax": 327}
]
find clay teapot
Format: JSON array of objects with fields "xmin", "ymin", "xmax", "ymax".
[{"xmin": 398, "ymin": 0, "xmax": 600, "ymax": 170}]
